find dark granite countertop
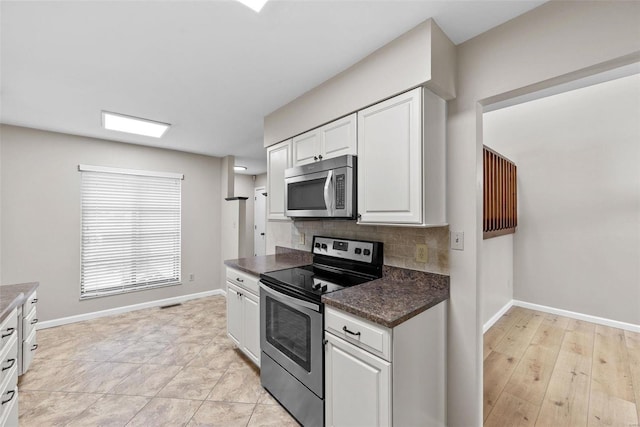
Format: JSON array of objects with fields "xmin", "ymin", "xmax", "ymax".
[
  {"xmin": 225, "ymin": 247, "xmax": 449, "ymax": 329},
  {"xmin": 224, "ymin": 247, "xmax": 313, "ymax": 276},
  {"xmin": 322, "ymin": 266, "xmax": 449, "ymax": 328},
  {"xmin": 0, "ymin": 282, "xmax": 39, "ymax": 322}
]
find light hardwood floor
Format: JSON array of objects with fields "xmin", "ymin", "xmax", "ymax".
[
  {"xmin": 18, "ymin": 295, "xmax": 299, "ymax": 426},
  {"xmin": 484, "ymin": 306, "xmax": 640, "ymax": 427}
]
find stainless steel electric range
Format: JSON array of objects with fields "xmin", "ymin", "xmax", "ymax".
[{"xmin": 259, "ymin": 236, "xmax": 383, "ymax": 427}]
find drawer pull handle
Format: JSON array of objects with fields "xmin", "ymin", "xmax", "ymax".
[
  {"xmin": 31, "ymin": 344, "xmax": 39, "ymax": 351},
  {"xmin": 2, "ymin": 359, "xmax": 15, "ymax": 371},
  {"xmin": 342, "ymin": 326, "xmax": 361, "ymax": 337},
  {"xmin": 1, "ymin": 390, "xmax": 15, "ymax": 405},
  {"xmin": 31, "ymin": 318, "xmax": 39, "ymax": 325},
  {"xmin": 32, "ymin": 298, "xmax": 38, "ymax": 303},
  {"xmin": 1, "ymin": 328, "xmax": 15, "ymax": 338},
  {"xmin": 236, "ymin": 278, "xmax": 244, "ymax": 283}
]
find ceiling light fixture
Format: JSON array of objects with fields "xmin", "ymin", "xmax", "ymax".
[
  {"xmin": 102, "ymin": 111, "xmax": 170, "ymax": 138},
  {"xmin": 234, "ymin": 166, "xmax": 248, "ymax": 171},
  {"xmin": 236, "ymin": 0, "xmax": 269, "ymax": 13}
]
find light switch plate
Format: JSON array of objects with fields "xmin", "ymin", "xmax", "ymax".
[
  {"xmin": 298, "ymin": 232, "xmax": 305, "ymax": 245},
  {"xmin": 451, "ymin": 231, "xmax": 464, "ymax": 251}
]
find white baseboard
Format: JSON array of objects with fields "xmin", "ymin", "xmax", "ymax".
[
  {"xmin": 37, "ymin": 289, "xmax": 226, "ymax": 330},
  {"xmin": 483, "ymin": 300, "xmax": 514, "ymax": 333},
  {"xmin": 512, "ymin": 299, "xmax": 640, "ymax": 333}
]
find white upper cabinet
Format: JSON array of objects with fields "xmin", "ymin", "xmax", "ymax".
[
  {"xmin": 267, "ymin": 139, "xmax": 292, "ymax": 220},
  {"xmin": 292, "ymin": 114, "xmax": 356, "ymax": 167},
  {"xmin": 357, "ymin": 87, "xmax": 446, "ymax": 226}
]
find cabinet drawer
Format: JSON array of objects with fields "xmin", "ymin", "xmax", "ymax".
[
  {"xmin": 0, "ymin": 310, "xmax": 17, "ymax": 350},
  {"xmin": 23, "ymin": 307, "xmax": 38, "ymax": 341},
  {"xmin": 226, "ymin": 267, "xmax": 259, "ymax": 294},
  {"xmin": 25, "ymin": 291, "xmax": 38, "ymax": 315},
  {"xmin": 0, "ymin": 384, "xmax": 18, "ymax": 427},
  {"xmin": 22, "ymin": 329, "xmax": 37, "ymax": 375},
  {"xmin": 325, "ymin": 307, "xmax": 391, "ymax": 361},
  {"xmin": 0, "ymin": 335, "xmax": 17, "ymax": 391},
  {"xmin": 0, "ymin": 366, "xmax": 17, "ymax": 423}
]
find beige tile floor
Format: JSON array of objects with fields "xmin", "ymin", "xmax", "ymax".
[{"xmin": 18, "ymin": 295, "xmax": 300, "ymax": 426}]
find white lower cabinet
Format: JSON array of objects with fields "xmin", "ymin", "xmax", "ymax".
[
  {"xmin": 325, "ymin": 302, "xmax": 447, "ymax": 427},
  {"xmin": 325, "ymin": 333, "xmax": 391, "ymax": 427},
  {"xmin": 226, "ymin": 283, "xmax": 243, "ymax": 347},
  {"xmin": 18, "ymin": 290, "xmax": 38, "ymax": 376},
  {"xmin": 240, "ymin": 290, "xmax": 260, "ymax": 364},
  {"xmin": 226, "ymin": 267, "xmax": 260, "ymax": 367}
]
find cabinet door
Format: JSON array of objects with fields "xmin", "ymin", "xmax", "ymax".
[
  {"xmin": 292, "ymin": 129, "xmax": 321, "ymax": 167},
  {"xmin": 267, "ymin": 140, "xmax": 292, "ymax": 220},
  {"xmin": 325, "ymin": 333, "xmax": 391, "ymax": 427},
  {"xmin": 21, "ymin": 329, "xmax": 36, "ymax": 375},
  {"xmin": 241, "ymin": 291, "xmax": 261, "ymax": 367},
  {"xmin": 226, "ymin": 283, "xmax": 242, "ymax": 347},
  {"xmin": 357, "ymin": 88, "xmax": 422, "ymax": 224},
  {"xmin": 321, "ymin": 113, "xmax": 356, "ymax": 160}
]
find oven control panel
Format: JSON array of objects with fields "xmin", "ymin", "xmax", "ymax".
[{"xmin": 312, "ymin": 236, "xmax": 375, "ymax": 264}]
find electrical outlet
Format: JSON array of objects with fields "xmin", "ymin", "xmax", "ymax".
[
  {"xmin": 299, "ymin": 232, "xmax": 305, "ymax": 245},
  {"xmin": 451, "ymin": 231, "xmax": 464, "ymax": 251},
  {"xmin": 189, "ymin": 273, "xmax": 195, "ymax": 282},
  {"xmin": 416, "ymin": 244, "xmax": 428, "ymax": 263}
]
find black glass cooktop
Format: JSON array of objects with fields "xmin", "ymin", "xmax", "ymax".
[{"xmin": 260, "ymin": 264, "xmax": 375, "ymax": 302}]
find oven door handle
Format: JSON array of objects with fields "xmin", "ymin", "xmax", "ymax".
[
  {"xmin": 323, "ymin": 170, "xmax": 334, "ymax": 215},
  {"xmin": 260, "ymin": 283, "xmax": 321, "ymax": 313}
]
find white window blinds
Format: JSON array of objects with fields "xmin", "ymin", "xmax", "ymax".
[{"xmin": 79, "ymin": 165, "xmax": 183, "ymax": 298}]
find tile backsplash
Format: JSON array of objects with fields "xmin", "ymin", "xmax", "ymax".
[{"xmin": 289, "ymin": 220, "xmax": 449, "ymax": 275}]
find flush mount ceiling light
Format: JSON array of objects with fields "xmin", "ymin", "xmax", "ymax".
[
  {"xmin": 234, "ymin": 166, "xmax": 248, "ymax": 171},
  {"xmin": 236, "ymin": 0, "xmax": 269, "ymax": 13},
  {"xmin": 102, "ymin": 111, "xmax": 170, "ymax": 138}
]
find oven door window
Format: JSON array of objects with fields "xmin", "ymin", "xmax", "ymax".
[
  {"xmin": 287, "ymin": 178, "xmax": 326, "ymax": 211},
  {"xmin": 265, "ymin": 296, "xmax": 311, "ymax": 372}
]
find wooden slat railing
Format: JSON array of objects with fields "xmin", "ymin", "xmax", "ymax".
[{"xmin": 483, "ymin": 146, "xmax": 517, "ymax": 239}]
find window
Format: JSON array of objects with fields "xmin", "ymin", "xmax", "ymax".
[
  {"xmin": 483, "ymin": 146, "xmax": 517, "ymax": 239},
  {"xmin": 79, "ymin": 164, "xmax": 183, "ymax": 298}
]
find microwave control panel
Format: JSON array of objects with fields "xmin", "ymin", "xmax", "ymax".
[{"xmin": 335, "ymin": 174, "xmax": 345, "ymax": 210}]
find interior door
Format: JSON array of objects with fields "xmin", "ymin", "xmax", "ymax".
[{"xmin": 254, "ymin": 187, "xmax": 266, "ymax": 256}]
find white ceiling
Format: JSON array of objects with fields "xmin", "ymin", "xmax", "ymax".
[{"xmin": 1, "ymin": 0, "xmax": 545, "ymax": 175}]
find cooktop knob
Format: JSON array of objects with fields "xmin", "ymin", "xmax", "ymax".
[
  {"xmin": 312, "ymin": 282, "xmax": 321, "ymax": 290},
  {"xmin": 321, "ymin": 284, "xmax": 328, "ymax": 292},
  {"xmin": 354, "ymin": 248, "xmax": 362, "ymax": 255},
  {"xmin": 321, "ymin": 243, "xmax": 328, "ymax": 250},
  {"xmin": 314, "ymin": 242, "xmax": 321, "ymax": 248},
  {"xmin": 363, "ymin": 249, "xmax": 371, "ymax": 256}
]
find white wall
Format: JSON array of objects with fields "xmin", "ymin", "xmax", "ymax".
[
  {"xmin": 0, "ymin": 125, "xmax": 222, "ymax": 322},
  {"xmin": 483, "ymin": 74, "xmax": 640, "ymax": 325}
]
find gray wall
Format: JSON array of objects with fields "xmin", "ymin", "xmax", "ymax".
[
  {"xmin": 480, "ymin": 235, "xmax": 513, "ymax": 326},
  {"xmin": 0, "ymin": 125, "xmax": 222, "ymax": 322},
  {"xmin": 234, "ymin": 174, "xmax": 256, "ymax": 258},
  {"xmin": 483, "ymin": 73, "xmax": 640, "ymax": 325},
  {"xmin": 263, "ymin": 18, "xmax": 455, "ymax": 147}
]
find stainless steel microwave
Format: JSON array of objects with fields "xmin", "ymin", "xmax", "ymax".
[{"xmin": 284, "ymin": 155, "xmax": 356, "ymax": 219}]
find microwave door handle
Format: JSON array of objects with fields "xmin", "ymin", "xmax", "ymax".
[{"xmin": 324, "ymin": 170, "xmax": 334, "ymax": 215}]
